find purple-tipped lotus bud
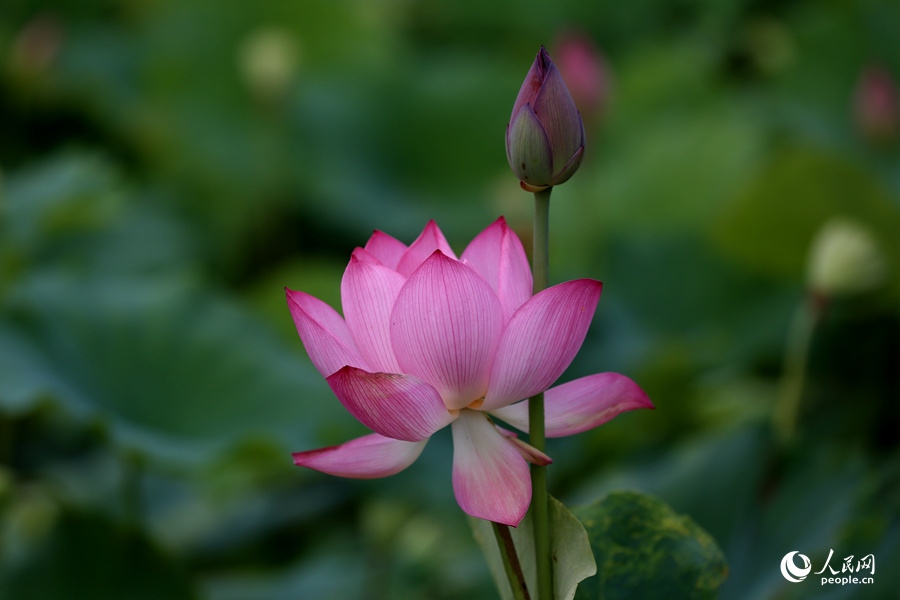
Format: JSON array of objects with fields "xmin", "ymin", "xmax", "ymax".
[{"xmin": 506, "ymin": 46, "xmax": 586, "ymax": 192}]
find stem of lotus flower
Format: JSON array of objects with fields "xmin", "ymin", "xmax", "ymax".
[
  {"xmin": 532, "ymin": 189, "xmax": 550, "ymax": 295},
  {"xmin": 774, "ymin": 293, "xmax": 823, "ymax": 443},
  {"xmin": 530, "ymin": 187, "xmax": 553, "ymax": 600},
  {"xmin": 0, "ymin": 413, "xmax": 11, "ymax": 466},
  {"xmin": 492, "ymin": 522, "xmax": 531, "ymax": 600},
  {"xmin": 121, "ymin": 450, "xmax": 145, "ymax": 528}
]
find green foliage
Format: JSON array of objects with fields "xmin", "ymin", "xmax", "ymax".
[
  {"xmin": 471, "ymin": 496, "xmax": 596, "ymax": 600},
  {"xmin": 713, "ymin": 146, "xmax": 900, "ymax": 287},
  {"xmin": 0, "ymin": 508, "xmax": 198, "ymax": 600},
  {"xmin": 573, "ymin": 492, "xmax": 728, "ymax": 600},
  {"xmin": 0, "ymin": 153, "xmax": 334, "ymax": 466}
]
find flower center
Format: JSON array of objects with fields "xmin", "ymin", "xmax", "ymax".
[{"xmin": 467, "ymin": 396, "xmax": 485, "ymax": 410}]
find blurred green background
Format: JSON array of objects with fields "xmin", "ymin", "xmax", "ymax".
[{"xmin": 1, "ymin": 0, "xmax": 899, "ymax": 598}]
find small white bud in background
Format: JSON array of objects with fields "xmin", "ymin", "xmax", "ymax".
[
  {"xmin": 806, "ymin": 217, "xmax": 888, "ymax": 296},
  {"xmin": 237, "ymin": 28, "xmax": 300, "ymax": 103}
]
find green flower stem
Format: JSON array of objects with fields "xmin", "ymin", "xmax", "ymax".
[
  {"xmin": 532, "ymin": 189, "xmax": 551, "ymax": 296},
  {"xmin": 121, "ymin": 450, "xmax": 146, "ymax": 528},
  {"xmin": 493, "ymin": 521, "xmax": 531, "ymax": 600},
  {"xmin": 531, "ymin": 187, "xmax": 553, "ymax": 600},
  {"xmin": 0, "ymin": 413, "xmax": 11, "ymax": 466},
  {"xmin": 773, "ymin": 292, "xmax": 824, "ymax": 443}
]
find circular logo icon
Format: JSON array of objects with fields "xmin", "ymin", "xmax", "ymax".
[{"xmin": 781, "ymin": 551, "xmax": 812, "ymax": 582}]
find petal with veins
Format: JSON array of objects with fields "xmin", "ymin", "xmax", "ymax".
[
  {"xmin": 285, "ymin": 288, "xmax": 369, "ymax": 378},
  {"xmin": 461, "ymin": 217, "xmax": 532, "ymax": 323},
  {"xmin": 364, "ymin": 230, "xmax": 408, "ymax": 270},
  {"xmin": 293, "ymin": 433, "xmax": 427, "ymax": 478},
  {"xmin": 327, "ymin": 367, "xmax": 456, "ymax": 442},
  {"xmin": 395, "ymin": 220, "xmax": 457, "ymax": 277},
  {"xmin": 495, "ymin": 428, "xmax": 553, "ymax": 466},
  {"xmin": 350, "ymin": 246, "xmax": 382, "ymax": 266},
  {"xmin": 341, "ymin": 256, "xmax": 405, "ymax": 372},
  {"xmin": 391, "ymin": 252, "xmax": 503, "ymax": 410},
  {"xmin": 490, "ymin": 373, "xmax": 654, "ymax": 437},
  {"xmin": 482, "ymin": 279, "xmax": 602, "ymax": 410},
  {"xmin": 451, "ymin": 410, "xmax": 531, "ymax": 527}
]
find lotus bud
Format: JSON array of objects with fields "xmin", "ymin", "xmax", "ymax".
[
  {"xmin": 238, "ymin": 28, "xmax": 299, "ymax": 104},
  {"xmin": 9, "ymin": 14, "xmax": 63, "ymax": 78},
  {"xmin": 854, "ymin": 65, "xmax": 900, "ymax": 146},
  {"xmin": 553, "ymin": 32, "xmax": 611, "ymax": 125},
  {"xmin": 506, "ymin": 46, "xmax": 586, "ymax": 192},
  {"xmin": 806, "ymin": 217, "xmax": 888, "ymax": 296}
]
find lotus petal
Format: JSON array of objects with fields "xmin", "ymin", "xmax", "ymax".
[
  {"xmin": 341, "ymin": 256, "xmax": 405, "ymax": 372},
  {"xmin": 490, "ymin": 373, "xmax": 653, "ymax": 437},
  {"xmin": 293, "ymin": 433, "xmax": 427, "ymax": 478},
  {"xmin": 364, "ymin": 230, "xmax": 408, "ymax": 270},
  {"xmin": 327, "ymin": 367, "xmax": 456, "ymax": 442},
  {"xmin": 396, "ymin": 220, "xmax": 457, "ymax": 277},
  {"xmin": 391, "ymin": 252, "xmax": 503, "ymax": 410},
  {"xmin": 482, "ymin": 279, "xmax": 602, "ymax": 410},
  {"xmin": 461, "ymin": 217, "xmax": 532, "ymax": 323},
  {"xmin": 451, "ymin": 410, "xmax": 530, "ymax": 527},
  {"xmin": 286, "ymin": 288, "xmax": 369, "ymax": 377},
  {"xmin": 507, "ymin": 104, "xmax": 553, "ymax": 187}
]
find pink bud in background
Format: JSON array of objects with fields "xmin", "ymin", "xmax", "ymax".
[
  {"xmin": 854, "ymin": 65, "xmax": 900, "ymax": 145},
  {"xmin": 9, "ymin": 14, "xmax": 63, "ymax": 76},
  {"xmin": 553, "ymin": 32, "xmax": 611, "ymax": 125}
]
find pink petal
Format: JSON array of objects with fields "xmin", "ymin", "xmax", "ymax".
[
  {"xmin": 293, "ymin": 433, "xmax": 427, "ymax": 478},
  {"xmin": 286, "ymin": 288, "xmax": 370, "ymax": 378},
  {"xmin": 461, "ymin": 217, "xmax": 533, "ymax": 323},
  {"xmin": 482, "ymin": 279, "xmax": 602, "ymax": 411},
  {"xmin": 391, "ymin": 252, "xmax": 503, "ymax": 410},
  {"xmin": 364, "ymin": 230, "xmax": 408, "ymax": 270},
  {"xmin": 351, "ymin": 246, "xmax": 383, "ymax": 266},
  {"xmin": 341, "ymin": 256, "xmax": 405, "ymax": 372},
  {"xmin": 451, "ymin": 410, "xmax": 531, "ymax": 527},
  {"xmin": 495, "ymin": 427, "xmax": 553, "ymax": 466},
  {"xmin": 490, "ymin": 373, "xmax": 654, "ymax": 437},
  {"xmin": 395, "ymin": 220, "xmax": 458, "ymax": 278},
  {"xmin": 326, "ymin": 366, "xmax": 456, "ymax": 442}
]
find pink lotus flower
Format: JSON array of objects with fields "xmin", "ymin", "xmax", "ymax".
[{"xmin": 288, "ymin": 218, "xmax": 652, "ymax": 526}]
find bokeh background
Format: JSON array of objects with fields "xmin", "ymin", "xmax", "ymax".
[{"xmin": 1, "ymin": 0, "xmax": 899, "ymax": 598}]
